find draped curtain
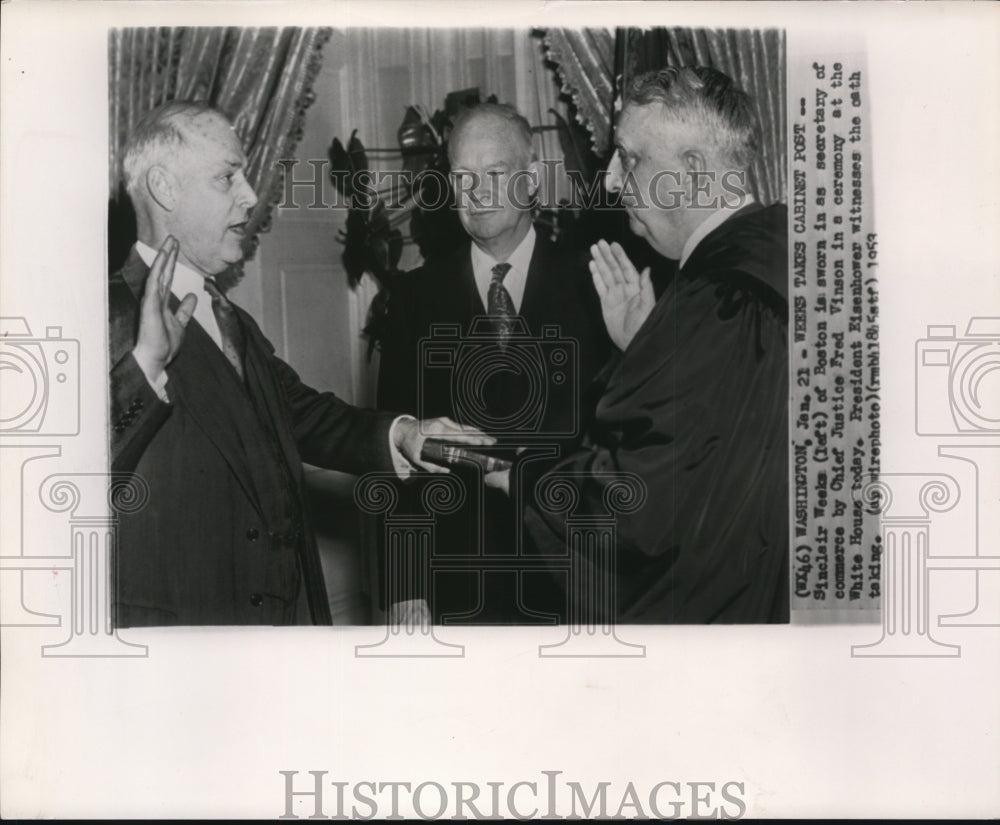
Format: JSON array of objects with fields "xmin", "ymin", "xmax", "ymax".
[
  {"xmin": 108, "ymin": 27, "xmax": 331, "ymax": 268},
  {"xmin": 541, "ymin": 28, "xmax": 616, "ymax": 158},
  {"xmin": 542, "ymin": 27, "xmax": 787, "ymax": 205}
]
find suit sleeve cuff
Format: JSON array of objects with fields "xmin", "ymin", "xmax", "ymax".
[
  {"xmin": 133, "ymin": 350, "xmax": 170, "ymax": 403},
  {"xmin": 388, "ymin": 415, "xmax": 417, "ymax": 480}
]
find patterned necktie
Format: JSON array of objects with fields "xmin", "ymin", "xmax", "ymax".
[
  {"xmin": 203, "ymin": 278, "xmax": 245, "ymax": 380},
  {"xmin": 487, "ymin": 262, "xmax": 516, "ymax": 347}
]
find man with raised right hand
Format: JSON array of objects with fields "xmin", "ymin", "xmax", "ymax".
[{"xmin": 109, "ymin": 100, "xmax": 491, "ymax": 627}]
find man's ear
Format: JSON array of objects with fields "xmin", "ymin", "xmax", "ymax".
[
  {"xmin": 145, "ymin": 165, "xmax": 178, "ymax": 211},
  {"xmin": 681, "ymin": 149, "xmax": 710, "ymax": 204},
  {"xmin": 681, "ymin": 148, "xmax": 708, "ymax": 176},
  {"xmin": 527, "ymin": 159, "xmax": 543, "ymax": 199}
]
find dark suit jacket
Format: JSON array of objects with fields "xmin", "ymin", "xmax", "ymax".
[
  {"xmin": 109, "ymin": 249, "xmax": 396, "ymax": 627},
  {"xmin": 376, "ymin": 233, "xmax": 611, "ymax": 621},
  {"xmin": 521, "ymin": 203, "xmax": 790, "ymax": 624},
  {"xmin": 378, "ymin": 234, "xmax": 610, "ymax": 441}
]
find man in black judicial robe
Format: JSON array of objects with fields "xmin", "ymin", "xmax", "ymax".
[
  {"xmin": 377, "ymin": 103, "xmax": 610, "ymax": 624},
  {"xmin": 490, "ymin": 67, "xmax": 790, "ymax": 624}
]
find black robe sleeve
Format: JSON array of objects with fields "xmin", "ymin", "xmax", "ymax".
[{"xmin": 520, "ymin": 210, "xmax": 789, "ymax": 624}]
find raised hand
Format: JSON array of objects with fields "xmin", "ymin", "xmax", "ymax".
[
  {"xmin": 393, "ymin": 416, "xmax": 495, "ymax": 474},
  {"xmin": 589, "ymin": 240, "xmax": 655, "ymax": 351},
  {"xmin": 131, "ymin": 236, "xmax": 198, "ymax": 382}
]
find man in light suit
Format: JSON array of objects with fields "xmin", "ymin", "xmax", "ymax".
[
  {"xmin": 109, "ymin": 100, "xmax": 490, "ymax": 627},
  {"xmin": 377, "ymin": 103, "xmax": 610, "ymax": 623}
]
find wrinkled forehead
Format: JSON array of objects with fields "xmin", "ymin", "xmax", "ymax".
[
  {"xmin": 450, "ymin": 116, "xmax": 531, "ymax": 170},
  {"xmin": 616, "ymin": 102, "xmax": 671, "ymax": 146},
  {"xmin": 175, "ymin": 111, "xmax": 246, "ymax": 165}
]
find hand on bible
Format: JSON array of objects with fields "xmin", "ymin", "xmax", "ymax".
[
  {"xmin": 132, "ymin": 235, "xmax": 198, "ymax": 382},
  {"xmin": 589, "ymin": 240, "xmax": 654, "ymax": 351},
  {"xmin": 394, "ymin": 417, "xmax": 495, "ymax": 474}
]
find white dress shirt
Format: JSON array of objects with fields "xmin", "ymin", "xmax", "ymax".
[
  {"xmin": 131, "ymin": 242, "xmax": 414, "ymax": 478},
  {"xmin": 470, "ymin": 225, "xmax": 536, "ymax": 313},
  {"xmin": 679, "ymin": 194, "xmax": 756, "ymax": 270},
  {"xmin": 136, "ymin": 240, "xmax": 223, "ymax": 347}
]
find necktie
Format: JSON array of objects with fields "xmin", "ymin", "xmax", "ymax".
[
  {"xmin": 487, "ymin": 262, "xmax": 516, "ymax": 347},
  {"xmin": 203, "ymin": 278, "xmax": 245, "ymax": 380}
]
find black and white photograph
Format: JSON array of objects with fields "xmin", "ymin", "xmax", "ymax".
[
  {"xmin": 105, "ymin": 25, "xmax": 791, "ymax": 630},
  {"xmin": 1, "ymin": 1, "xmax": 998, "ymax": 819}
]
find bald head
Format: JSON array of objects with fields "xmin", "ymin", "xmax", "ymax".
[
  {"xmin": 448, "ymin": 103, "xmax": 535, "ymax": 169},
  {"xmin": 122, "ymin": 101, "xmax": 225, "ymax": 201}
]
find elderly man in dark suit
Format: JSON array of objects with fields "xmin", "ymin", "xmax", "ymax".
[
  {"xmin": 109, "ymin": 100, "xmax": 490, "ymax": 627},
  {"xmin": 377, "ymin": 103, "xmax": 610, "ymax": 624},
  {"xmin": 490, "ymin": 67, "xmax": 789, "ymax": 624}
]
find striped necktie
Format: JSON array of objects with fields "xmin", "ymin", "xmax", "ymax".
[
  {"xmin": 487, "ymin": 262, "xmax": 516, "ymax": 347},
  {"xmin": 203, "ymin": 278, "xmax": 245, "ymax": 380}
]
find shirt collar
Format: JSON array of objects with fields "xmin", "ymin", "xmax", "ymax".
[
  {"xmin": 134, "ymin": 241, "xmax": 223, "ymax": 348},
  {"xmin": 470, "ymin": 224, "xmax": 536, "ymax": 280},
  {"xmin": 135, "ymin": 240, "xmax": 210, "ymax": 298},
  {"xmin": 679, "ymin": 194, "xmax": 756, "ymax": 269}
]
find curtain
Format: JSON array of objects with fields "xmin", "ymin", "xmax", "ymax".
[
  {"xmin": 108, "ymin": 27, "xmax": 331, "ymax": 267},
  {"xmin": 541, "ymin": 28, "xmax": 616, "ymax": 157},
  {"xmin": 541, "ymin": 27, "xmax": 786, "ymax": 206}
]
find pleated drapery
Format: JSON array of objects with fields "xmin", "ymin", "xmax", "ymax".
[
  {"xmin": 541, "ymin": 28, "xmax": 616, "ymax": 157},
  {"xmin": 541, "ymin": 27, "xmax": 786, "ymax": 205},
  {"xmin": 108, "ymin": 27, "xmax": 332, "ymax": 257}
]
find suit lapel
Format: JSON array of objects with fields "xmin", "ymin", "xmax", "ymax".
[
  {"xmin": 239, "ymin": 313, "xmax": 302, "ymax": 479},
  {"xmin": 120, "ymin": 248, "xmax": 266, "ymax": 518},
  {"xmin": 119, "ymin": 247, "xmax": 151, "ymax": 303},
  {"xmin": 458, "ymin": 244, "xmax": 485, "ymax": 318},
  {"xmin": 519, "ymin": 235, "xmax": 550, "ymax": 325}
]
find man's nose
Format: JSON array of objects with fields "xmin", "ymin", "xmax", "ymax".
[
  {"xmin": 237, "ymin": 174, "xmax": 258, "ymax": 210},
  {"xmin": 605, "ymin": 154, "xmax": 624, "ymax": 194}
]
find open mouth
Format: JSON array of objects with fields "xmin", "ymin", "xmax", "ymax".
[{"xmin": 228, "ymin": 220, "xmax": 248, "ymax": 236}]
